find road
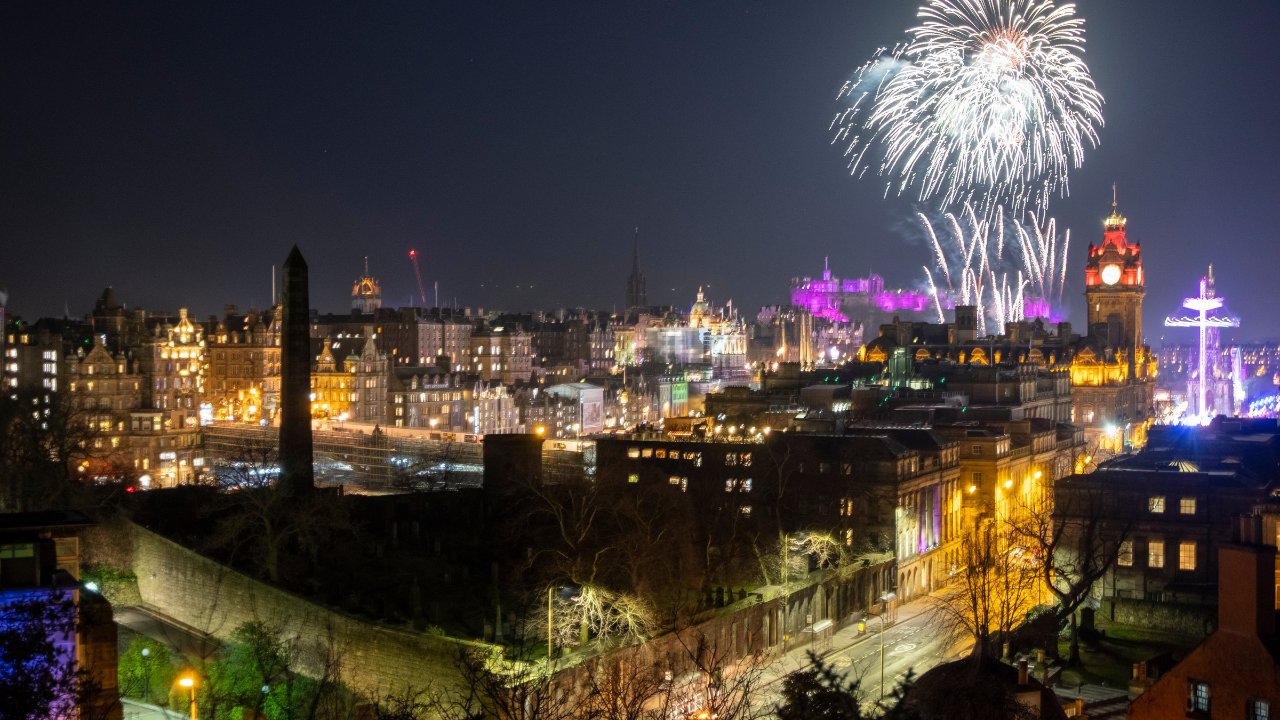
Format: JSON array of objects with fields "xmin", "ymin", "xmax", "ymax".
[{"xmin": 755, "ymin": 598, "xmax": 964, "ymax": 714}]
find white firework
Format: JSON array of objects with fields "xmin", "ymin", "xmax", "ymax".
[
  {"xmin": 920, "ymin": 204, "xmax": 1067, "ymax": 332},
  {"xmin": 834, "ymin": 0, "xmax": 1104, "ymax": 217}
]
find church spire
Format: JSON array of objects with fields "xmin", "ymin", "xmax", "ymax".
[{"xmin": 625, "ymin": 227, "xmax": 647, "ymax": 309}]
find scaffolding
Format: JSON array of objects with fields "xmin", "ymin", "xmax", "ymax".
[{"xmin": 202, "ymin": 422, "xmax": 484, "ymax": 488}]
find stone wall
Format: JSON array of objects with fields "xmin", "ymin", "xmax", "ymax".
[
  {"xmin": 1104, "ymin": 597, "xmax": 1217, "ymax": 638},
  {"xmin": 125, "ymin": 522, "xmax": 482, "ymax": 692},
  {"xmin": 552, "ymin": 559, "xmax": 896, "ymax": 700}
]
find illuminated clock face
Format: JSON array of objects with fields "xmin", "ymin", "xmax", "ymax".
[{"xmin": 1100, "ymin": 264, "xmax": 1121, "ymax": 285}]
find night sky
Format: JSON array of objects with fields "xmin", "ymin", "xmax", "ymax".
[{"xmin": 3, "ymin": 1, "xmax": 1278, "ymax": 342}]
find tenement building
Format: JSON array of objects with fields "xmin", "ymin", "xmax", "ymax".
[{"xmin": 208, "ymin": 307, "xmax": 281, "ymax": 424}]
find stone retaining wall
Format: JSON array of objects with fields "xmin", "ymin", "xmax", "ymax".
[{"xmin": 126, "ymin": 522, "xmax": 481, "ymax": 691}]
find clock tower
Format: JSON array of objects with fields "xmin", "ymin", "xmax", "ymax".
[{"xmin": 1084, "ymin": 198, "xmax": 1144, "ymax": 344}]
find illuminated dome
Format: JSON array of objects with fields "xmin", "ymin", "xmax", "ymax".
[{"xmin": 352, "ymin": 257, "xmax": 382, "ymax": 313}]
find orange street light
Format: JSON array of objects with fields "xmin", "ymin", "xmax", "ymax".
[{"xmin": 178, "ymin": 674, "xmax": 198, "ymax": 719}]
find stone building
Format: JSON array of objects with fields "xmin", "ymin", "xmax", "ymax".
[
  {"xmin": 468, "ymin": 327, "xmax": 532, "ymax": 383},
  {"xmin": 411, "ymin": 307, "xmax": 473, "ymax": 369},
  {"xmin": 311, "ymin": 338, "xmax": 353, "ymax": 421},
  {"xmin": 207, "ymin": 307, "xmax": 281, "ymax": 424},
  {"xmin": 139, "ymin": 308, "xmax": 206, "ymax": 430},
  {"xmin": 349, "ymin": 328, "xmax": 389, "ymax": 425}
]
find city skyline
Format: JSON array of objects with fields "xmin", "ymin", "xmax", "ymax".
[{"xmin": 3, "ymin": 1, "xmax": 1278, "ymax": 341}]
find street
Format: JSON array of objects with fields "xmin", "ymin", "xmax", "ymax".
[{"xmin": 756, "ymin": 598, "xmax": 964, "ymax": 714}]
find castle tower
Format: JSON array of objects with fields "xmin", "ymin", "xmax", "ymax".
[
  {"xmin": 352, "ymin": 257, "xmax": 382, "ymax": 313},
  {"xmin": 1084, "ymin": 194, "xmax": 1144, "ymax": 347},
  {"xmin": 625, "ymin": 228, "xmax": 647, "ymax": 310}
]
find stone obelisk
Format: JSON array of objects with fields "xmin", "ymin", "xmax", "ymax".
[{"xmin": 279, "ymin": 246, "xmax": 314, "ymax": 492}]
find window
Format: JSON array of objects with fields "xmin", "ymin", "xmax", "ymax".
[
  {"xmin": 972, "ymin": 472, "xmax": 982, "ymax": 484},
  {"xmin": 725, "ymin": 480, "xmax": 734, "ymax": 493},
  {"xmin": 743, "ymin": 479, "xmax": 752, "ymax": 492},
  {"xmin": 627, "ymin": 474, "xmax": 639, "ymax": 484},
  {"xmin": 741, "ymin": 453, "xmax": 751, "ymax": 467},
  {"xmin": 0, "ymin": 543, "xmax": 35, "ymax": 559},
  {"xmin": 739, "ymin": 506, "xmax": 752, "ymax": 517},
  {"xmin": 641, "ymin": 448, "xmax": 652, "ymax": 458},
  {"xmin": 972, "ymin": 445, "xmax": 982, "ymax": 456},
  {"xmin": 1118, "ymin": 540, "xmax": 1133, "ymax": 567},
  {"xmin": 1180, "ymin": 497, "xmax": 1196, "ymax": 514},
  {"xmin": 1188, "ymin": 680, "xmax": 1209, "ymax": 713},
  {"xmin": 669, "ymin": 476, "xmax": 681, "ymax": 485},
  {"xmin": 1249, "ymin": 699, "xmax": 1270, "ymax": 720},
  {"xmin": 655, "ymin": 449, "xmax": 665, "ymax": 458},
  {"xmin": 1149, "ymin": 496, "xmax": 1166, "ymax": 514},
  {"xmin": 1179, "ymin": 541, "xmax": 1196, "ymax": 570},
  {"xmin": 1149, "ymin": 540, "xmax": 1165, "ymax": 569},
  {"xmin": 841, "ymin": 462, "xmax": 852, "ymax": 475}
]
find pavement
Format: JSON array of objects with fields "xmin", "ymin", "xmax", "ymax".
[
  {"xmin": 122, "ymin": 699, "xmax": 187, "ymax": 720},
  {"xmin": 754, "ymin": 597, "xmax": 961, "ymax": 713},
  {"xmin": 115, "ymin": 605, "xmax": 223, "ymax": 661}
]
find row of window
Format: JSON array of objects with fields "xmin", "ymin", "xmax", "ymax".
[
  {"xmin": 1149, "ymin": 495, "xmax": 1196, "ymax": 514},
  {"xmin": 1186, "ymin": 679, "xmax": 1269, "ymax": 719},
  {"xmin": 1118, "ymin": 539, "xmax": 1197, "ymax": 570}
]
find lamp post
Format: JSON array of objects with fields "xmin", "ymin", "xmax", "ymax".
[
  {"xmin": 140, "ymin": 648, "xmax": 151, "ymax": 703},
  {"xmin": 875, "ymin": 593, "xmax": 897, "ymax": 700},
  {"xmin": 179, "ymin": 674, "xmax": 197, "ymax": 720}
]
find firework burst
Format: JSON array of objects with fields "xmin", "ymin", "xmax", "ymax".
[{"xmin": 834, "ymin": 0, "xmax": 1104, "ymax": 217}]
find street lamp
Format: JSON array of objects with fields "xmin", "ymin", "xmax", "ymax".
[
  {"xmin": 874, "ymin": 593, "xmax": 897, "ymax": 700},
  {"xmin": 178, "ymin": 674, "xmax": 197, "ymax": 720},
  {"xmin": 140, "ymin": 648, "xmax": 151, "ymax": 703}
]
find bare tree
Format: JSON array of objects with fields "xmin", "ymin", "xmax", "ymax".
[
  {"xmin": 390, "ymin": 439, "xmax": 470, "ymax": 492},
  {"xmin": 0, "ymin": 389, "xmax": 115, "ymax": 513},
  {"xmin": 205, "ymin": 436, "xmax": 347, "ymax": 583},
  {"xmin": 928, "ymin": 523, "xmax": 1041, "ymax": 658},
  {"xmin": 1005, "ymin": 479, "xmax": 1134, "ymax": 664}
]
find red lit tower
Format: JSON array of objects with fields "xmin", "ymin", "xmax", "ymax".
[{"xmin": 1084, "ymin": 197, "xmax": 1144, "ymax": 345}]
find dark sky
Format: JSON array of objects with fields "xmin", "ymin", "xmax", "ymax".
[{"xmin": 3, "ymin": 1, "xmax": 1278, "ymax": 342}]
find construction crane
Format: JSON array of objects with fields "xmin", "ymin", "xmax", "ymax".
[{"xmin": 409, "ymin": 249, "xmax": 427, "ymax": 308}]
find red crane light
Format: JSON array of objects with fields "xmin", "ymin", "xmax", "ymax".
[{"xmin": 409, "ymin": 249, "xmax": 427, "ymax": 308}]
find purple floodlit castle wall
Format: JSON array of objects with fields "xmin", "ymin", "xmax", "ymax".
[
  {"xmin": 790, "ymin": 267, "xmax": 947, "ymax": 323},
  {"xmin": 792, "ymin": 265, "xmax": 1060, "ymax": 324}
]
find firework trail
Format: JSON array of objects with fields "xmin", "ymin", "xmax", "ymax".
[
  {"xmin": 836, "ymin": 0, "xmax": 1104, "ymax": 218},
  {"xmin": 920, "ymin": 204, "xmax": 1068, "ymax": 331},
  {"xmin": 923, "ymin": 266, "xmax": 947, "ymax": 323}
]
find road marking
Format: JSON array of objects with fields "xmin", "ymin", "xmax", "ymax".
[{"xmin": 890, "ymin": 643, "xmax": 917, "ymax": 654}]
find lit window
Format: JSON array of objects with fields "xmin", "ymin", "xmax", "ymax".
[
  {"xmin": 669, "ymin": 476, "xmax": 680, "ymax": 485},
  {"xmin": 627, "ymin": 447, "xmax": 640, "ymax": 458},
  {"xmin": 1249, "ymin": 700, "xmax": 1270, "ymax": 720},
  {"xmin": 1188, "ymin": 680, "xmax": 1209, "ymax": 713},
  {"xmin": 641, "ymin": 448, "xmax": 652, "ymax": 458},
  {"xmin": 1179, "ymin": 541, "xmax": 1196, "ymax": 571},
  {"xmin": 1118, "ymin": 540, "xmax": 1133, "ymax": 567},
  {"xmin": 0, "ymin": 543, "xmax": 34, "ymax": 559},
  {"xmin": 1180, "ymin": 497, "xmax": 1196, "ymax": 514},
  {"xmin": 1149, "ymin": 496, "xmax": 1166, "ymax": 514},
  {"xmin": 1149, "ymin": 540, "xmax": 1165, "ymax": 569},
  {"xmin": 628, "ymin": 474, "xmax": 639, "ymax": 484},
  {"xmin": 739, "ymin": 505, "xmax": 751, "ymax": 517},
  {"xmin": 725, "ymin": 480, "xmax": 734, "ymax": 493}
]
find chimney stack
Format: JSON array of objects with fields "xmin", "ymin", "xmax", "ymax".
[
  {"xmin": 1017, "ymin": 658, "xmax": 1029, "ymax": 686},
  {"xmin": 1217, "ymin": 527, "xmax": 1277, "ymax": 637}
]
